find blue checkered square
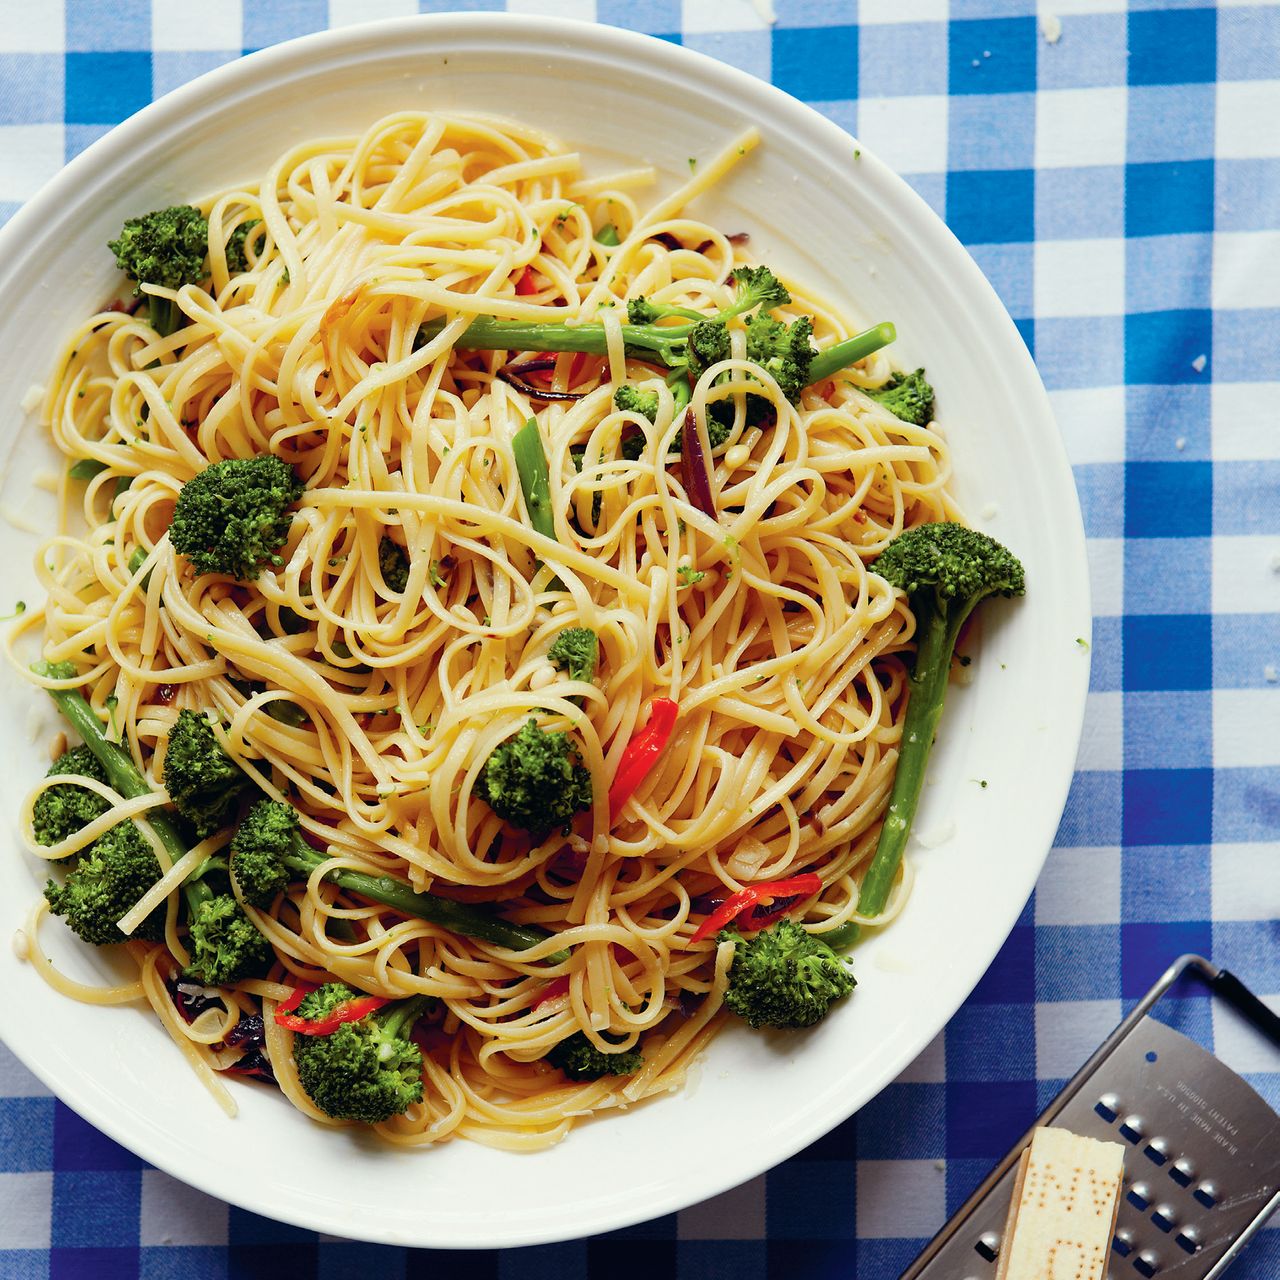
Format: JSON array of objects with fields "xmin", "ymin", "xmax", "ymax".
[
  {"xmin": 945, "ymin": 1081, "xmax": 1036, "ymax": 1158},
  {"xmin": 854, "ymin": 1085, "xmax": 946, "ymax": 1160},
  {"xmin": 66, "ymin": 0, "xmax": 149, "ymax": 52},
  {"xmin": 1125, "ymin": 461, "xmax": 1212, "ymax": 537},
  {"xmin": 138, "ymin": 1249, "xmax": 227, "ymax": 1280},
  {"xmin": 0, "ymin": 1099, "xmax": 54, "ymax": 1171},
  {"xmin": 858, "ymin": 23, "xmax": 946, "ymax": 97},
  {"xmin": 1036, "ymin": 166, "xmax": 1124, "ymax": 240},
  {"xmin": 1090, "ymin": 617, "xmax": 1123, "ymax": 693},
  {"xmin": 50, "ymin": 1247, "xmax": 141, "ymax": 1279},
  {"xmin": 1073, "ymin": 463, "xmax": 1124, "ymax": 539},
  {"xmin": 1128, "ymin": 85, "xmax": 1217, "ymax": 164},
  {"xmin": 1214, "ymin": 308, "xmax": 1280, "ymax": 381},
  {"xmin": 0, "ymin": 54, "xmax": 65, "ymax": 125},
  {"xmin": 1124, "ymin": 385, "xmax": 1211, "ymax": 460},
  {"xmin": 1124, "ymin": 768, "xmax": 1214, "ymax": 845},
  {"xmin": 1121, "ymin": 844, "xmax": 1212, "ymax": 922},
  {"xmin": 1212, "ymin": 920, "xmax": 1280, "ymax": 989},
  {"xmin": 1127, "ymin": 234, "xmax": 1213, "ymax": 315},
  {"xmin": 1129, "ymin": 8, "xmax": 1218, "ymax": 85},
  {"xmin": 65, "ymin": 53, "xmax": 151, "ymax": 124},
  {"xmin": 597, "ymin": 0, "xmax": 680, "ymax": 30},
  {"xmin": 242, "ymin": 2, "xmax": 328, "ymax": 48},
  {"xmin": 51, "ymin": 1172, "xmax": 140, "ymax": 1248},
  {"xmin": 1037, "ymin": 925, "xmax": 1122, "ymax": 1002},
  {"xmin": 1213, "ymin": 614, "xmax": 1280, "ymax": 688},
  {"xmin": 1126, "ymin": 160, "xmax": 1216, "ymax": 237},
  {"xmin": 1035, "ymin": 318, "xmax": 1124, "ymax": 391},
  {"xmin": 967, "ymin": 243, "xmax": 1032, "ymax": 318},
  {"xmin": 1125, "ymin": 309, "xmax": 1213, "ymax": 385},
  {"xmin": 946, "ymin": 169, "xmax": 1035, "ymax": 244},
  {"xmin": 766, "ymin": 1163, "xmax": 855, "ymax": 1239},
  {"xmin": 1122, "ymin": 921, "xmax": 1215, "ymax": 996},
  {"xmin": 772, "ymin": 25, "xmax": 855, "ymax": 102},
  {"xmin": 1125, "ymin": 691, "xmax": 1213, "ymax": 767},
  {"xmin": 1124, "ymin": 537, "xmax": 1212, "ymax": 614},
  {"xmin": 946, "ymin": 1005, "xmax": 1034, "ymax": 1080},
  {"xmin": 948, "ymin": 18, "xmax": 1036, "ymax": 96},
  {"xmin": 948, "ymin": 93, "xmax": 1034, "ymax": 171},
  {"xmin": 1055, "ymin": 771, "xmax": 1123, "ymax": 847},
  {"xmin": 1215, "ymin": 461, "xmax": 1280, "ymax": 534},
  {"xmin": 1123, "ymin": 615, "xmax": 1211, "ymax": 691},
  {"xmin": 1215, "ymin": 158, "xmax": 1280, "ymax": 232},
  {"xmin": 1036, "ymin": 13, "xmax": 1127, "ymax": 89},
  {"xmin": 1218, "ymin": 6, "xmax": 1280, "ymax": 80}
]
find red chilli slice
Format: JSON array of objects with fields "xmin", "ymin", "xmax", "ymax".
[{"xmin": 689, "ymin": 873, "xmax": 823, "ymax": 945}]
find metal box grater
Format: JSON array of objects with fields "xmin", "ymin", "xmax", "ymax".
[{"xmin": 902, "ymin": 955, "xmax": 1280, "ymax": 1279}]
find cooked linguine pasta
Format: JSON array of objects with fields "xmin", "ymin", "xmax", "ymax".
[{"xmin": 10, "ymin": 110, "xmax": 956, "ymax": 1148}]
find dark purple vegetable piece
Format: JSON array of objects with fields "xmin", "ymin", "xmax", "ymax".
[{"xmin": 680, "ymin": 409, "xmax": 717, "ymax": 520}]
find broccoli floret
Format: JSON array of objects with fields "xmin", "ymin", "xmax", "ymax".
[
  {"xmin": 745, "ymin": 312, "xmax": 815, "ymax": 403},
  {"xmin": 863, "ymin": 368, "xmax": 935, "ymax": 427},
  {"xmin": 548, "ymin": 627, "xmax": 599, "ymax": 685},
  {"xmin": 163, "ymin": 710, "xmax": 253, "ymax": 838},
  {"xmin": 476, "ymin": 719, "xmax": 592, "ymax": 836},
  {"xmin": 108, "ymin": 205, "xmax": 208, "ymax": 337},
  {"xmin": 32, "ymin": 746, "xmax": 111, "ymax": 855},
  {"xmin": 853, "ymin": 523, "xmax": 1024, "ymax": 923},
  {"xmin": 229, "ymin": 798, "xmax": 562, "ymax": 954},
  {"xmin": 614, "ymin": 384, "xmax": 659, "ymax": 423},
  {"xmin": 546, "ymin": 1031, "xmax": 643, "ymax": 1081},
  {"xmin": 182, "ymin": 876, "xmax": 272, "ymax": 986},
  {"xmin": 625, "ymin": 297, "xmax": 663, "ymax": 325},
  {"xmin": 727, "ymin": 264, "xmax": 791, "ymax": 315},
  {"xmin": 685, "ymin": 320, "xmax": 732, "ymax": 383},
  {"xmin": 43, "ymin": 821, "xmax": 165, "ymax": 945},
  {"xmin": 379, "ymin": 536, "xmax": 410, "ymax": 593},
  {"xmin": 721, "ymin": 920, "xmax": 854, "ymax": 1029},
  {"xmin": 169, "ymin": 454, "xmax": 303, "ymax": 581},
  {"xmin": 292, "ymin": 983, "xmax": 430, "ymax": 1123},
  {"xmin": 225, "ymin": 218, "xmax": 260, "ymax": 274}
]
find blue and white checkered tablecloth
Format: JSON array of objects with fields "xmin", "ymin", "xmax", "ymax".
[{"xmin": 1, "ymin": 1, "xmax": 1278, "ymax": 1276}]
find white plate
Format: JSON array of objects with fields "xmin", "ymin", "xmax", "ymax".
[{"xmin": 0, "ymin": 15, "xmax": 1090, "ymax": 1248}]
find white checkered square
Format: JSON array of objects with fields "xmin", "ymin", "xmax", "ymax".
[
  {"xmin": 0, "ymin": 1043, "xmax": 50, "ymax": 1097},
  {"xmin": 1036, "ymin": 848, "xmax": 1122, "ymax": 926},
  {"xmin": 1050, "ymin": 387, "xmax": 1126, "ymax": 466},
  {"xmin": 0, "ymin": 0, "xmax": 63, "ymax": 50},
  {"xmin": 1086, "ymin": 537, "xmax": 1125, "ymax": 616},
  {"xmin": 1216, "ymin": 82, "xmax": 1280, "ymax": 159},
  {"xmin": 0, "ymin": 1173, "xmax": 52, "ymax": 1248},
  {"xmin": 0, "ymin": 125, "xmax": 66, "ymax": 203},
  {"xmin": 1213, "ymin": 843, "xmax": 1280, "ymax": 922},
  {"xmin": 330, "ymin": 0, "xmax": 417, "ymax": 24},
  {"xmin": 680, "ymin": 0, "xmax": 760, "ymax": 33},
  {"xmin": 152, "ymin": 0, "xmax": 243, "ymax": 52},
  {"xmin": 510, "ymin": 0, "xmax": 598, "ymax": 19},
  {"xmin": 1035, "ymin": 238, "xmax": 1124, "ymax": 319},
  {"xmin": 856, "ymin": 1160, "xmax": 946, "ymax": 1238},
  {"xmin": 1035, "ymin": 999, "xmax": 1121, "ymax": 1079},
  {"xmin": 1212, "ymin": 536, "xmax": 1280, "ymax": 615},
  {"xmin": 140, "ymin": 1169, "xmax": 230, "ymax": 1246},
  {"xmin": 896, "ymin": 1032, "xmax": 946, "ymax": 1084},
  {"xmin": 1035, "ymin": 88, "xmax": 1127, "ymax": 169},
  {"xmin": 1078, "ymin": 692, "xmax": 1123, "ymax": 771},
  {"xmin": 1213, "ymin": 987, "xmax": 1280, "ymax": 1074},
  {"xmin": 855, "ymin": 96, "xmax": 948, "ymax": 175},
  {"xmin": 1213, "ymin": 231, "xmax": 1280, "ymax": 311},
  {"xmin": 857, "ymin": 0, "xmax": 949, "ymax": 22},
  {"xmin": 1214, "ymin": 688, "xmax": 1280, "ymax": 769},
  {"xmin": 677, "ymin": 1174, "xmax": 766, "ymax": 1239},
  {"xmin": 1211, "ymin": 382, "xmax": 1280, "ymax": 462}
]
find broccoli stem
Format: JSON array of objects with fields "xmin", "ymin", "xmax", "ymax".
[
  {"xmin": 377, "ymin": 993, "xmax": 433, "ymax": 1039},
  {"xmin": 855, "ymin": 601, "xmax": 964, "ymax": 918},
  {"xmin": 280, "ymin": 835, "xmax": 566, "ymax": 958},
  {"xmin": 149, "ymin": 297, "xmax": 181, "ymax": 339},
  {"xmin": 421, "ymin": 316, "xmax": 894, "ymax": 388},
  {"xmin": 807, "ymin": 322, "xmax": 898, "ymax": 384},
  {"xmin": 32, "ymin": 662, "xmax": 215, "ymax": 919},
  {"xmin": 513, "ymin": 418, "xmax": 556, "ymax": 543}
]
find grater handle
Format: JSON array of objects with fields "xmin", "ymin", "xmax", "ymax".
[{"xmin": 1211, "ymin": 968, "xmax": 1280, "ymax": 1048}]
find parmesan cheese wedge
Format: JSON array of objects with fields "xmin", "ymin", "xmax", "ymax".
[{"xmin": 994, "ymin": 1126, "xmax": 1126, "ymax": 1280}]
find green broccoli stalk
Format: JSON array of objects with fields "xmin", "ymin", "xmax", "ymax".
[
  {"xmin": 417, "ymin": 264, "xmax": 895, "ymax": 403},
  {"xmin": 230, "ymin": 799, "xmax": 566, "ymax": 957},
  {"xmin": 108, "ymin": 206, "xmax": 209, "ymax": 338},
  {"xmin": 476, "ymin": 718, "xmax": 592, "ymax": 836},
  {"xmin": 721, "ymin": 919, "xmax": 855, "ymax": 1029},
  {"xmin": 291, "ymin": 983, "xmax": 430, "ymax": 1123},
  {"xmin": 44, "ymin": 821, "xmax": 166, "ymax": 944},
  {"xmin": 546, "ymin": 1030, "xmax": 643, "ymax": 1081},
  {"xmin": 169, "ymin": 455, "xmax": 304, "ymax": 581},
  {"xmin": 32, "ymin": 746, "xmax": 111, "ymax": 856},
  {"xmin": 862, "ymin": 368, "xmax": 935, "ymax": 427},
  {"xmin": 854, "ymin": 523, "xmax": 1025, "ymax": 924},
  {"xmin": 379, "ymin": 536, "xmax": 410, "ymax": 593},
  {"xmin": 162, "ymin": 709, "xmax": 254, "ymax": 838},
  {"xmin": 32, "ymin": 663, "xmax": 269, "ymax": 982}
]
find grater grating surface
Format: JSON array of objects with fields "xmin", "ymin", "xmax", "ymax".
[{"xmin": 902, "ymin": 956, "xmax": 1280, "ymax": 1280}]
